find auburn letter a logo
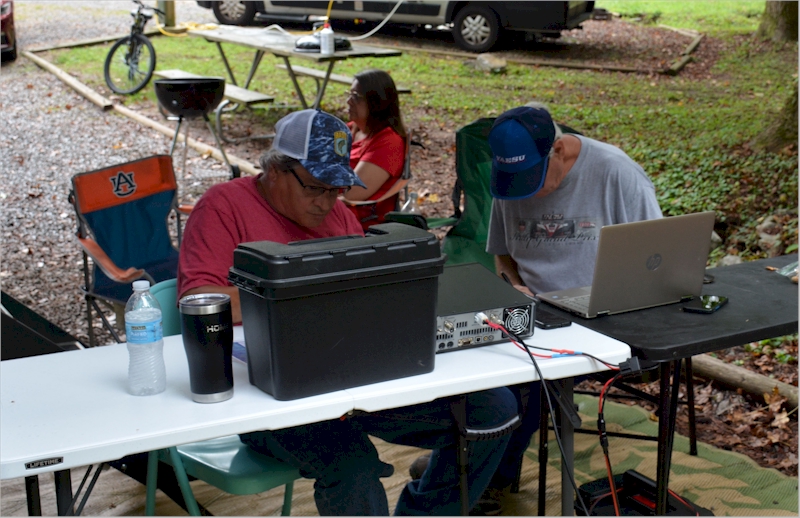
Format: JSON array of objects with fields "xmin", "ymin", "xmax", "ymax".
[{"xmin": 110, "ymin": 171, "xmax": 137, "ymax": 197}]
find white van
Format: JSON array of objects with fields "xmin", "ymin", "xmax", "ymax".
[{"xmin": 196, "ymin": 1, "xmax": 595, "ymax": 53}]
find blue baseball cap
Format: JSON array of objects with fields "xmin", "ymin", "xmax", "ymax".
[
  {"xmin": 272, "ymin": 109, "xmax": 366, "ymax": 188},
  {"xmin": 489, "ymin": 106, "xmax": 556, "ymax": 200}
]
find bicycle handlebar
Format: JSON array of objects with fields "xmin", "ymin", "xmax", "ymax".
[{"xmin": 133, "ymin": 0, "xmax": 165, "ymax": 16}]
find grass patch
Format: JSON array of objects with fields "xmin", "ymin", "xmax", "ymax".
[{"xmin": 597, "ymin": 0, "xmax": 765, "ymax": 36}]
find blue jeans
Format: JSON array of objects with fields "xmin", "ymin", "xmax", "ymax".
[
  {"xmin": 239, "ymin": 387, "xmax": 517, "ymax": 516},
  {"xmin": 487, "ymin": 382, "xmax": 541, "ymax": 490},
  {"xmin": 488, "ymin": 376, "xmax": 589, "ymax": 491}
]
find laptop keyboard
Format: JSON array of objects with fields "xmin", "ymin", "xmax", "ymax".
[{"xmin": 558, "ymin": 295, "xmax": 591, "ymax": 313}]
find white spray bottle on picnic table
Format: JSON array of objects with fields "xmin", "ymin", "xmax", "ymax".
[{"xmin": 320, "ymin": 21, "xmax": 335, "ymax": 56}]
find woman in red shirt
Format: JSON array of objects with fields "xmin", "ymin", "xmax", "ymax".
[{"xmin": 342, "ymin": 69, "xmax": 407, "ymax": 230}]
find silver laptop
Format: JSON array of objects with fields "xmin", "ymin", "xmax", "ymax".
[{"xmin": 536, "ymin": 211, "xmax": 715, "ymax": 318}]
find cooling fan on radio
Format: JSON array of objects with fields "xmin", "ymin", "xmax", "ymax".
[{"xmin": 503, "ymin": 307, "xmax": 531, "ymax": 336}]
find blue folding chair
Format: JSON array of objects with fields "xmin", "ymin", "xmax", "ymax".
[{"xmin": 68, "ymin": 155, "xmax": 181, "ymax": 346}]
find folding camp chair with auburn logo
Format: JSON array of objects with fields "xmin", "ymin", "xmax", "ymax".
[{"xmin": 69, "ymin": 155, "xmax": 185, "ymax": 347}]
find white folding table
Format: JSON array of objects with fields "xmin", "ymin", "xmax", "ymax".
[{"xmin": 1, "ymin": 324, "xmax": 630, "ymax": 515}]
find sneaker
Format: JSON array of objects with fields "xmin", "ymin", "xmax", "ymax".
[
  {"xmin": 409, "ymin": 453, "xmax": 430, "ymax": 480},
  {"xmin": 469, "ymin": 487, "xmax": 506, "ymax": 516}
]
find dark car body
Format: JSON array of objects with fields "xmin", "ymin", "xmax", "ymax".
[
  {"xmin": 1, "ymin": 0, "xmax": 15, "ymax": 62},
  {"xmin": 196, "ymin": 1, "xmax": 594, "ymax": 53}
]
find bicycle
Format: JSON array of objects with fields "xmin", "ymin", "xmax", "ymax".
[{"xmin": 104, "ymin": 0, "xmax": 164, "ymax": 95}]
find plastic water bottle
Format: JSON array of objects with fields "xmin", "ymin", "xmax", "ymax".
[
  {"xmin": 320, "ymin": 23, "xmax": 335, "ymax": 56},
  {"xmin": 125, "ymin": 280, "xmax": 166, "ymax": 396},
  {"xmin": 401, "ymin": 192, "xmax": 422, "ymax": 215}
]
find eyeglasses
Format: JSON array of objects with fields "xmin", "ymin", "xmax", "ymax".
[
  {"xmin": 345, "ymin": 89, "xmax": 364, "ymax": 102},
  {"xmin": 287, "ymin": 166, "xmax": 351, "ymax": 198}
]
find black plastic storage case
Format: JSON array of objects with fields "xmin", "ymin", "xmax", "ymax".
[{"xmin": 229, "ymin": 223, "xmax": 446, "ymax": 400}]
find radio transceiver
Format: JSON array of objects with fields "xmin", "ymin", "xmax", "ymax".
[{"xmin": 436, "ymin": 263, "xmax": 535, "ymax": 353}]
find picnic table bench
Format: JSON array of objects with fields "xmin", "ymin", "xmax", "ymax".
[{"xmin": 275, "ymin": 64, "xmax": 412, "ymax": 95}]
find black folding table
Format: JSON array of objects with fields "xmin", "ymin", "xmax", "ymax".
[{"xmin": 542, "ymin": 254, "xmax": 799, "ymax": 515}]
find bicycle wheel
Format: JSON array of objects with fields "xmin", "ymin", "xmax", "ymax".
[{"xmin": 104, "ymin": 34, "xmax": 156, "ymax": 95}]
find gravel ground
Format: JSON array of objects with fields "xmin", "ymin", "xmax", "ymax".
[{"xmin": 2, "ymin": 1, "xmax": 226, "ymax": 346}]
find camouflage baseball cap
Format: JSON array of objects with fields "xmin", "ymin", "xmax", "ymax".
[{"xmin": 272, "ymin": 109, "xmax": 366, "ymax": 188}]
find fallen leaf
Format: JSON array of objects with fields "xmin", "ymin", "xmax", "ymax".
[
  {"xmin": 755, "ymin": 354, "xmax": 772, "ymax": 367},
  {"xmin": 778, "ymin": 454, "xmax": 798, "ymax": 469},
  {"xmin": 769, "ymin": 397, "xmax": 786, "ymax": 413},
  {"xmin": 764, "ymin": 389, "xmax": 786, "ymax": 412},
  {"xmin": 767, "ymin": 429, "xmax": 786, "ymax": 443},
  {"xmin": 771, "ymin": 411, "xmax": 790, "ymax": 429},
  {"xmin": 725, "ymin": 434, "xmax": 743, "ymax": 446},
  {"xmin": 694, "ymin": 382, "xmax": 713, "ymax": 405},
  {"xmin": 730, "ymin": 409, "xmax": 747, "ymax": 422},
  {"xmin": 715, "ymin": 397, "xmax": 736, "ymax": 415}
]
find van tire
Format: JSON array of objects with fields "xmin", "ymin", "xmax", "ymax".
[
  {"xmin": 212, "ymin": 1, "xmax": 258, "ymax": 25},
  {"xmin": 453, "ymin": 5, "xmax": 501, "ymax": 53}
]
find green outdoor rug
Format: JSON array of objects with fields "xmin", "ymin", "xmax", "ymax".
[{"xmin": 526, "ymin": 394, "xmax": 799, "ymax": 516}]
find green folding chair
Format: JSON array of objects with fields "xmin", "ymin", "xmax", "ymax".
[
  {"xmin": 438, "ymin": 118, "xmax": 498, "ymax": 270},
  {"xmin": 144, "ymin": 280, "xmax": 301, "ymax": 516}
]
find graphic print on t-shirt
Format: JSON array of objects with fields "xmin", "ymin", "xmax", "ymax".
[{"xmin": 513, "ymin": 214, "xmax": 601, "ymax": 248}]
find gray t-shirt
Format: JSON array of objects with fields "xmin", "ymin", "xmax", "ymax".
[{"xmin": 486, "ymin": 135, "xmax": 663, "ymax": 294}]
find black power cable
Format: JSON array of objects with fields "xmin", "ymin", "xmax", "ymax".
[{"xmin": 478, "ymin": 316, "xmax": 592, "ymax": 516}]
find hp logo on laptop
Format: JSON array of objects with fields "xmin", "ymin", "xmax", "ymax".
[{"xmin": 646, "ymin": 253, "xmax": 663, "ymax": 271}]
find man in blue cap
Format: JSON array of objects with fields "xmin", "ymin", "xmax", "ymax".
[
  {"xmin": 481, "ymin": 101, "xmax": 662, "ymax": 508},
  {"xmin": 179, "ymin": 109, "xmax": 519, "ymax": 516}
]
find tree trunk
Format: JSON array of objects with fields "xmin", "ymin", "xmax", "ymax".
[
  {"xmin": 752, "ymin": 79, "xmax": 798, "ymax": 152},
  {"xmin": 691, "ymin": 354, "xmax": 798, "ymax": 409},
  {"xmin": 757, "ymin": 1, "xmax": 798, "ymax": 42}
]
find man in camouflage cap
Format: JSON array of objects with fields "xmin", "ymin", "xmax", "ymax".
[{"xmin": 178, "ymin": 109, "xmax": 366, "ymax": 321}]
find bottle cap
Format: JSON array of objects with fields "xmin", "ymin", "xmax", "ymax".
[{"xmin": 132, "ymin": 280, "xmax": 151, "ymax": 291}]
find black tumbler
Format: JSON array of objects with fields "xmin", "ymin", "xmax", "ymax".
[{"xmin": 179, "ymin": 293, "xmax": 234, "ymax": 403}]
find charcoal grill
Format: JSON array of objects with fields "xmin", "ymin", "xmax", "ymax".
[{"xmin": 154, "ymin": 77, "xmax": 239, "ymax": 178}]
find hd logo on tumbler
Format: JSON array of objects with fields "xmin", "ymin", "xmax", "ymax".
[{"xmin": 206, "ymin": 323, "xmax": 229, "ymax": 333}]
